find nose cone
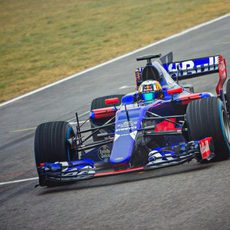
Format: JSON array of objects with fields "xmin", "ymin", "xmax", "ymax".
[
  {"xmin": 110, "ymin": 105, "xmax": 147, "ymax": 166},
  {"xmin": 110, "ymin": 132, "xmax": 137, "ymax": 165}
]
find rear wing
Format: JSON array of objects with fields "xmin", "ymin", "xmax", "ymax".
[
  {"xmin": 135, "ymin": 54, "xmax": 227, "ymax": 95},
  {"xmin": 163, "ymin": 55, "xmax": 219, "ymax": 80},
  {"xmin": 163, "ymin": 55, "xmax": 227, "ymax": 96}
]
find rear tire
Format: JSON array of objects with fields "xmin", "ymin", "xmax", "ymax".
[
  {"xmin": 34, "ymin": 121, "xmax": 76, "ymax": 186},
  {"xmin": 186, "ymin": 97, "xmax": 230, "ymax": 161},
  {"xmin": 90, "ymin": 94, "xmax": 124, "ymax": 141},
  {"xmin": 91, "ymin": 94, "xmax": 124, "ymax": 110},
  {"xmin": 226, "ymin": 79, "xmax": 230, "ymax": 113}
]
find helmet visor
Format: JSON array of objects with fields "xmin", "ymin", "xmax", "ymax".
[{"xmin": 142, "ymin": 92, "xmax": 155, "ymax": 101}]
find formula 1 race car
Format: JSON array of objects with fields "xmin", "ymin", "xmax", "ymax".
[{"xmin": 34, "ymin": 53, "xmax": 230, "ymax": 186}]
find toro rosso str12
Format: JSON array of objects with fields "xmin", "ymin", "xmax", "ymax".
[{"xmin": 34, "ymin": 53, "xmax": 230, "ymax": 186}]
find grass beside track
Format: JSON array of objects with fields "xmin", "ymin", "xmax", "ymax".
[{"xmin": 0, "ymin": 0, "xmax": 229, "ymax": 103}]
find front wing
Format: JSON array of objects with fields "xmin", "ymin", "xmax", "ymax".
[{"xmin": 37, "ymin": 137, "xmax": 214, "ymax": 185}]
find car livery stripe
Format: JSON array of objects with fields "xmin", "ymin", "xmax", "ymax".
[{"xmin": 95, "ymin": 166, "xmax": 144, "ymax": 177}]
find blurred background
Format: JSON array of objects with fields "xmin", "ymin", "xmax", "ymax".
[{"xmin": 0, "ymin": 0, "xmax": 229, "ymax": 103}]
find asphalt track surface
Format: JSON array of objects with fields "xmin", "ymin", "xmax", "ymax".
[{"xmin": 0, "ymin": 15, "xmax": 230, "ymax": 230}]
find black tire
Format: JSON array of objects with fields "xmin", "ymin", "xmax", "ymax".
[
  {"xmin": 90, "ymin": 94, "xmax": 124, "ymax": 141},
  {"xmin": 34, "ymin": 121, "xmax": 76, "ymax": 186},
  {"xmin": 91, "ymin": 94, "xmax": 124, "ymax": 110},
  {"xmin": 226, "ymin": 79, "xmax": 230, "ymax": 113},
  {"xmin": 186, "ymin": 97, "xmax": 230, "ymax": 161},
  {"xmin": 34, "ymin": 121, "xmax": 75, "ymax": 165}
]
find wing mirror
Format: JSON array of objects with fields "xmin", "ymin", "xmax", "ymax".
[
  {"xmin": 167, "ymin": 87, "xmax": 183, "ymax": 95},
  {"xmin": 121, "ymin": 95, "xmax": 135, "ymax": 105}
]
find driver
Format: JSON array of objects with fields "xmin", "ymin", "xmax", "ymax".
[{"xmin": 138, "ymin": 80, "xmax": 164, "ymax": 102}]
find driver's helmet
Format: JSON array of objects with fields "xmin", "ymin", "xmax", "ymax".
[{"xmin": 138, "ymin": 80, "xmax": 163, "ymax": 101}]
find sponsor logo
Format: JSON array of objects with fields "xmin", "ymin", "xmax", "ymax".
[
  {"xmin": 199, "ymin": 137, "xmax": 214, "ymax": 160},
  {"xmin": 164, "ymin": 56, "xmax": 219, "ymax": 78},
  {"xmin": 115, "ymin": 157, "xmax": 124, "ymax": 162},
  {"xmin": 98, "ymin": 145, "xmax": 111, "ymax": 160},
  {"xmin": 116, "ymin": 120, "xmax": 138, "ymax": 132}
]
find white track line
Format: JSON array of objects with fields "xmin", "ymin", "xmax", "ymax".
[
  {"xmin": 0, "ymin": 177, "xmax": 38, "ymax": 186},
  {"xmin": 10, "ymin": 111, "xmax": 89, "ymax": 133},
  {"xmin": 10, "ymin": 127, "xmax": 36, "ymax": 133},
  {"xmin": 1, "ymin": 14, "xmax": 229, "ymax": 186},
  {"xmin": 0, "ymin": 13, "xmax": 229, "ymax": 109},
  {"xmin": 67, "ymin": 111, "xmax": 89, "ymax": 122},
  {"xmin": 119, "ymin": 85, "xmax": 135, "ymax": 90}
]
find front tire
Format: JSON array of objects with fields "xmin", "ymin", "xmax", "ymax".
[
  {"xmin": 186, "ymin": 97, "xmax": 230, "ymax": 161},
  {"xmin": 34, "ymin": 121, "xmax": 76, "ymax": 185}
]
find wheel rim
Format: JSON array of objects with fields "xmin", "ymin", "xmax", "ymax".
[
  {"xmin": 223, "ymin": 110, "xmax": 230, "ymax": 143},
  {"xmin": 66, "ymin": 127, "xmax": 75, "ymax": 161}
]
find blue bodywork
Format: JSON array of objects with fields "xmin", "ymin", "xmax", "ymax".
[{"xmin": 37, "ymin": 55, "xmax": 218, "ymax": 184}]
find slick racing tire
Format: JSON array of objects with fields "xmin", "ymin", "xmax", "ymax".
[
  {"xmin": 34, "ymin": 121, "xmax": 76, "ymax": 186},
  {"xmin": 186, "ymin": 97, "xmax": 230, "ymax": 161},
  {"xmin": 226, "ymin": 79, "xmax": 230, "ymax": 113},
  {"xmin": 90, "ymin": 94, "xmax": 124, "ymax": 141}
]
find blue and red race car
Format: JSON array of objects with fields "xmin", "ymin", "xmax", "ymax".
[{"xmin": 34, "ymin": 53, "xmax": 230, "ymax": 186}]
